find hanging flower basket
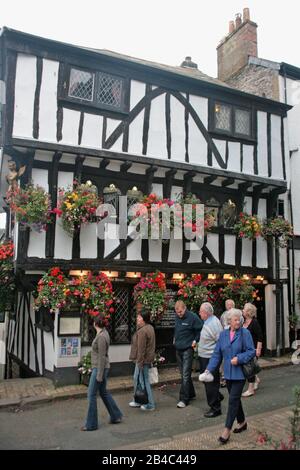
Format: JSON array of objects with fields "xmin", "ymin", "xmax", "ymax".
[
  {"xmin": 234, "ymin": 212, "xmax": 262, "ymax": 240},
  {"xmin": 133, "ymin": 271, "xmax": 167, "ymax": 323},
  {"xmin": 177, "ymin": 274, "xmax": 209, "ymax": 312},
  {"xmin": 0, "ymin": 241, "xmax": 15, "ymax": 312},
  {"xmin": 176, "ymin": 193, "xmax": 215, "ymax": 235},
  {"xmin": 6, "ymin": 184, "xmax": 52, "ymax": 232},
  {"xmin": 220, "ymin": 276, "xmax": 256, "ymax": 309},
  {"xmin": 34, "ymin": 268, "xmax": 114, "ymax": 321},
  {"xmin": 261, "ymin": 217, "xmax": 294, "ymax": 248},
  {"xmin": 55, "ymin": 180, "xmax": 101, "ymax": 236}
]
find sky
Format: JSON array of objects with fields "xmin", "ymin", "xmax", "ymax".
[{"xmin": 1, "ymin": 0, "xmax": 300, "ymax": 229}]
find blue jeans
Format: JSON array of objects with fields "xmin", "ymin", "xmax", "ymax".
[
  {"xmin": 85, "ymin": 368, "xmax": 122, "ymax": 430},
  {"xmin": 176, "ymin": 348, "xmax": 195, "ymax": 404},
  {"xmin": 133, "ymin": 363, "xmax": 155, "ymax": 408}
]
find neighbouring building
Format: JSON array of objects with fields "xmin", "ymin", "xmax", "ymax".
[{"xmin": 0, "ymin": 26, "xmax": 291, "ymax": 384}]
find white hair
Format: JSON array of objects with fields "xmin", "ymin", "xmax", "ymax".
[
  {"xmin": 200, "ymin": 302, "xmax": 214, "ymax": 316},
  {"xmin": 227, "ymin": 308, "xmax": 243, "ymax": 322}
]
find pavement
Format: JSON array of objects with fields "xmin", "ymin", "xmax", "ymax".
[{"xmin": 0, "ymin": 354, "xmax": 293, "ymax": 410}]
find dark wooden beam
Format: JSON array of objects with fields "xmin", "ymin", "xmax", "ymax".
[
  {"xmin": 100, "ymin": 158, "xmax": 110, "ymax": 169},
  {"xmin": 46, "ymin": 151, "xmax": 62, "ymax": 258},
  {"xmin": 184, "ymin": 171, "xmax": 196, "ymax": 194},
  {"xmin": 164, "ymin": 169, "xmax": 177, "ymax": 199},
  {"xmin": 238, "ymin": 182, "xmax": 252, "ymax": 192},
  {"xmin": 145, "ymin": 165, "xmax": 158, "ymax": 194},
  {"xmin": 204, "ymin": 175, "xmax": 218, "ymax": 185},
  {"xmin": 222, "ymin": 178, "xmax": 235, "ymax": 187},
  {"xmin": 120, "ymin": 161, "xmax": 132, "ymax": 173}
]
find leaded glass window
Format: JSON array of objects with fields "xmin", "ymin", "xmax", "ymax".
[
  {"xmin": 96, "ymin": 72, "xmax": 123, "ymax": 109},
  {"xmin": 220, "ymin": 199, "xmax": 237, "ymax": 228},
  {"xmin": 235, "ymin": 109, "xmax": 251, "ymax": 136},
  {"xmin": 68, "ymin": 69, "xmax": 94, "ymax": 101},
  {"xmin": 215, "ymin": 103, "xmax": 231, "ymax": 132}
]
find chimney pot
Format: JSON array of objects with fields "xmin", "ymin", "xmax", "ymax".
[
  {"xmin": 229, "ymin": 21, "xmax": 235, "ymax": 34},
  {"xmin": 180, "ymin": 56, "xmax": 198, "ymax": 69},
  {"xmin": 235, "ymin": 13, "xmax": 242, "ymax": 28},
  {"xmin": 243, "ymin": 8, "xmax": 250, "ymax": 22}
]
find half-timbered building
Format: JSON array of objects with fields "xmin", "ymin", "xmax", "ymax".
[{"xmin": 0, "ymin": 26, "xmax": 291, "ymax": 384}]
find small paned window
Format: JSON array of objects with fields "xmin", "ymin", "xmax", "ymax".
[
  {"xmin": 235, "ymin": 108, "xmax": 251, "ymax": 136},
  {"xmin": 215, "ymin": 103, "xmax": 231, "ymax": 132},
  {"xmin": 64, "ymin": 66, "xmax": 128, "ymax": 114}
]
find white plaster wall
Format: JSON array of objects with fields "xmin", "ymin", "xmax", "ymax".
[
  {"xmin": 0, "ymin": 314, "xmax": 8, "ymax": 374},
  {"xmin": 188, "ymin": 240, "xmax": 203, "ymax": 263},
  {"xmin": 128, "ymin": 82, "xmax": 145, "ymax": 155},
  {"xmin": 148, "ymin": 240, "xmax": 162, "ymax": 262},
  {"xmin": 256, "ymin": 199, "xmax": 268, "ymax": 267},
  {"xmin": 206, "ymin": 233, "xmax": 219, "ymax": 263},
  {"xmin": 126, "ymin": 225, "xmax": 142, "ymax": 261},
  {"xmin": 54, "ymin": 171, "xmax": 74, "ymax": 259},
  {"xmin": 224, "ymin": 235, "xmax": 236, "ymax": 265},
  {"xmin": 31, "ymin": 168, "xmax": 49, "ymax": 190},
  {"xmin": 104, "ymin": 223, "xmax": 120, "ymax": 259},
  {"xmin": 28, "ymin": 231, "xmax": 46, "ymax": 258},
  {"xmin": 271, "ymin": 115, "xmax": 283, "ymax": 179},
  {"xmin": 130, "ymin": 81, "xmax": 146, "ymax": 110},
  {"xmin": 44, "ymin": 330, "xmax": 55, "ymax": 372},
  {"xmin": 227, "ymin": 142, "xmax": 241, "ymax": 173},
  {"xmin": 257, "ymin": 111, "xmax": 269, "ymax": 178},
  {"xmin": 80, "ymin": 114, "xmax": 103, "ymax": 148},
  {"xmin": 168, "ymin": 238, "xmax": 182, "ymax": 262},
  {"xmin": 109, "ymin": 345, "xmax": 131, "ymax": 363},
  {"xmin": 244, "ymin": 196, "xmax": 252, "ymax": 214},
  {"xmin": 170, "ymin": 95, "xmax": 185, "ymax": 162},
  {"xmin": 151, "ymin": 183, "xmax": 163, "ymax": 197},
  {"xmin": 290, "ymin": 148, "xmax": 300, "ymax": 235},
  {"xmin": 241, "ymin": 239, "xmax": 252, "ymax": 266},
  {"xmin": 212, "ymin": 140, "xmax": 226, "ymax": 170},
  {"xmin": 13, "ymin": 54, "xmax": 36, "ymax": 138},
  {"xmin": 147, "ymin": 94, "xmax": 168, "ymax": 159},
  {"xmin": 265, "ymin": 284, "xmax": 276, "ymax": 351},
  {"xmin": 83, "ymin": 157, "xmax": 100, "ymax": 168},
  {"xmin": 39, "ymin": 59, "xmax": 59, "ymax": 142},
  {"xmin": 242, "ymin": 145, "xmax": 254, "ymax": 175},
  {"xmin": 80, "ymin": 223, "xmax": 98, "ymax": 258},
  {"xmin": 170, "ymin": 185, "xmax": 183, "ymax": 200},
  {"xmin": 106, "ymin": 118, "xmax": 122, "ymax": 152},
  {"xmin": 188, "ymin": 95, "xmax": 208, "ymax": 166},
  {"xmin": 61, "ymin": 109, "xmax": 81, "ymax": 146},
  {"xmin": 294, "ymin": 250, "xmax": 300, "ymax": 315}
]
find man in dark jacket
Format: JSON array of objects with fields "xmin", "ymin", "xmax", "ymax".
[{"xmin": 174, "ymin": 300, "xmax": 203, "ymax": 408}]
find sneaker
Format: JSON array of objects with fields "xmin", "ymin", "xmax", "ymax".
[
  {"xmin": 242, "ymin": 390, "xmax": 255, "ymax": 397},
  {"xmin": 140, "ymin": 405, "xmax": 155, "ymax": 411},
  {"xmin": 199, "ymin": 370, "xmax": 214, "ymax": 383},
  {"xmin": 177, "ymin": 401, "xmax": 187, "ymax": 408},
  {"xmin": 129, "ymin": 401, "xmax": 141, "ymax": 407},
  {"xmin": 254, "ymin": 377, "xmax": 260, "ymax": 390}
]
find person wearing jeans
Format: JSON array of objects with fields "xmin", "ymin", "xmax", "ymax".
[
  {"xmin": 129, "ymin": 308, "xmax": 156, "ymax": 411},
  {"xmin": 174, "ymin": 300, "xmax": 203, "ymax": 408},
  {"xmin": 81, "ymin": 314, "xmax": 122, "ymax": 431},
  {"xmin": 205, "ymin": 308, "xmax": 255, "ymax": 444}
]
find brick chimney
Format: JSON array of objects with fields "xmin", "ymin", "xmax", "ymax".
[{"xmin": 217, "ymin": 8, "xmax": 258, "ymax": 82}]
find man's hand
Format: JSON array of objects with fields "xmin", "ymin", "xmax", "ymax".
[
  {"xmin": 192, "ymin": 340, "xmax": 197, "ymax": 350},
  {"xmin": 231, "ymin": 357, "xmax": 238, "ymax": 365}
]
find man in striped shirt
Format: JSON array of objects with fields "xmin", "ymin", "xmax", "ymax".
[{"xmin": 198, "ymin": 302, "xmax": 223, "ymax": 418}]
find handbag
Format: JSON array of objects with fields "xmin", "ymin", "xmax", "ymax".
[
  {"xmin": 134, "ymin": 369, "xmax": 149, "ymax": 404},
  {"xmin": 240, "ymin": 329, "xmax": 261, "ymax": 379},
  {"xmin": 148, "ymin": 366, "xmax": 159, "ymax": 385}
]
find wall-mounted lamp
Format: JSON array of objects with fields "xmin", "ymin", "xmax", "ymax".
[
  {"xmin": 172, "ymin": 273, "xmax": 185, "ymax": 281},
  {"xmin": 69, "ymin": 270, "xmax": 90, "ymax": 277},
  {"xmin": 126, "ymin": 272, "xmax": 141, "ymax": 278},
  {"xmin": 242, "ymin": 275, "xmax": 250, "ymax": 280},
  {"xmin": 208, "ymin": 274, "xmax": 217, "ymax": 280},
  {"xmin": 101, "ymin": 271, "xmax": 119, "ymax": 278},
  {"xmin": 256, "ymin": 276, "xmax": 264, "ymax": 282},
  {"xmin": 223, "ymin": 274, "xmax": 233, "ymax": 280}
]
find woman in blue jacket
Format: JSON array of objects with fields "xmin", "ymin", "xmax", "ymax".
[{"xmin": 203, "ymin": 308, "xmax": 255, "ymax": 444}]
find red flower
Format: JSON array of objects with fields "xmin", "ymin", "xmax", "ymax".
[
  {"xmin": 52, "ymin": 208, "xmax": 63, "ymax": 217},
  {"xmin": 50, "ymin": 267, "xmax": 61, "ymax": 277}
]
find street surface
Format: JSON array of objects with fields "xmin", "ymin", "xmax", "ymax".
[{"xmin": 0, "ymin": 366, "xmax": 299, "ymax": 450}]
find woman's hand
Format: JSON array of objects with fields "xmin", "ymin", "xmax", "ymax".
[
  {"xmin": 231, "ymin": 357, "xmax": 238, "ymax": 365},
  {"xmin": 256, "ymin": 349, "xmax": 261, "ymax": 357}
]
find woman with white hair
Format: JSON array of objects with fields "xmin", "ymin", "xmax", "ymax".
[
  {"xmin": 241, "ymin": 303, "xmax": 263, "ymax": 397},
  {"xmin": 199, "ymin": 308, "xmax": 255, "ymax": 444}
]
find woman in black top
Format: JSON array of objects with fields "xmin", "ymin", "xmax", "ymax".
[{"xmin": 242, "ymin": 303, "xmax": 263, "ymax": 397}]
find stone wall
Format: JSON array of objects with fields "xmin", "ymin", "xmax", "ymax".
[{"xmin": 226, "ymin": 64, "xmax": 280, "ymax": 101}]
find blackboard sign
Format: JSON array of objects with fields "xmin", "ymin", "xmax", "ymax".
[{"xmin": 159, "ymin": 289, "xmax": 177, "ymax": 328}]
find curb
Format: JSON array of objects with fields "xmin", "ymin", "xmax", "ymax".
[{"xmin": 0, "ymin": 360, "xmax": 293, "ymax": 410}]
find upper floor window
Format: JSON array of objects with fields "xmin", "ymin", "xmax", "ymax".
[
  {"xmin": 61, "ymin": 65, "xmax": 129, "ymax": 114},
  {"xmin": 211, "ymin": 101, "xmax": 253, "ymax": 139}
]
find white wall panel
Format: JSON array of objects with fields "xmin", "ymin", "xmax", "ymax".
[
  {"xmin": 212, "ymin": 140, "xmax": 226, "ymax": 169},
  {"xmin": 227, "ymin": 142, "xmax": 241, "ymax": 173},
  {"xmin": 256, "ymin": 238, "xmax": 268, "ymax": 268},
  {"xmin": 13, "ymin": 54, "xmax": 36, "ymax": 138},
  {"xmin": 188, "ymin": 96, "xmax": 208, "ymax": 166},
  {"xmin": 54, "ymin": 171, "xmax": 74, "ymax": 259},
  {"xmin": 80, "ymin": 223, "xmax": 97, "ymax": 258},
  {"xmin": 80, "ymin": 114, "xmax": 103, "ymax": 148},
  {"xmin": 28, "ymin": 231, "xmax": 46, "ymax": 258},
  {"xmin": 106, "ymin": 118, "xmax": 122, "ymax": 152},
  {"xmin": 104, "ymin": 223, "xmax": 120, "ymax": 259},
  {"xmin": 39, "ymin": 59, "xmax": 59, "ymax": 142},
  {"xmin": 44, "ymin": 331, "xmax": 55, "ymax": 372},
  {"xmin": 243, "ymin": 145, "xmax": 254, "ymax": 175},
  {"xmin": 130, "ymin": 81, "xmax": 146, "ymax": 110},
  {"xmin": 188, "ymin": 239, "xmax": 203, "ymax": 263},
  {"xmin": 128, "ymin": 111, "xmax": 144, "ymax": 155},
  {"xmin": 271, "ymin": 115, "xmax": 283, "ymax": 179},
  {"xmin": 206, "ymin": 233, "xmax": 219, "ymax": 263},
  {"xmin": 151, "ymin": 183, "xmax": 163, "ymax": 197},
  {"xmin": 244, "ymin": 196, "xmax": 252, "ymax": 214},
  {"xmin": 224, "ymin": 235, "xmax": 236, "ymax": 265},
  {"xmin": 169, "ymin": 95, "xmax": 185, "ymax": 162},
  {"xmin": 168, "ymin": 238, "xmax": 182, "ymax": 262},
  {"xmin": 241, "ymin": 239, "xmax": 252, "ymax": 266},
  {"xmin": 31, "ymin": 168, "xmax": 49, "ymax": 191},
  {"xmin": 257, "ymin": 111, "xmax": 268, "ymax": 177},
  {"xmin": 148, "ymin": 240, "xmax": 162, "ymax": 262},
  {"xmin": 61, "ymin": 109, "xmax": 80, "ymax": 146},
  {"xmin": 147, "ymin": 94, "xmax": 167, "ymax": 159}
]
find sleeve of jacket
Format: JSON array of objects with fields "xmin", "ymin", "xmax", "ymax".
[
  {"xmin": 253, "ymin": 319, "xmax": 264, "ymax": 344},
  {"xmin": 207, "ymin": 336, "xmax": 222, "ymax": 372},
  {"xmin": 236, "ymin": 330, "xmax": 256, "ymax": 364},
  {"xmin": 193, "ymin": 315, "xmax": 204, "ymax": 343},
  {"xmin": 137, "ymin": 330, "xmax": 147, "ymax": 368},
  {"xmin": 96, "ymin": 335, "xmax": 108, "ymax": 382}
]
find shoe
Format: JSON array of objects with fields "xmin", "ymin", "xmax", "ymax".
[
  {"xmin": 204, "ymin": 409, "xmax": 222, "ymax": 418},
  {"xmin": 218, "ymin": 435, "xmax": 230, "ymax": 445},
  {"xmin": 233, "ymin": 422, "xmax": 247, "ymax": 433},
  {"xmin": 141, "ymin": 405, "xmax": 155, "ymax": 411},
  {"xmin": 80, "ymin": 426, "xmax": 98, "ymax": 431},
  {"xmin": 254, "ymin": 377, "xmax": 260, "ymax": 390},
  {"xmin": 129, "ymin": 401, "xmax": 141, "ymax": 407},
  {"xmin": 110, "ymin": 417, "xmax": 122, "ymax": 424},
  {"xmin": 242, "ymin": 390, "xmax": 255, "ymax": 397},
  {"xmin": 177, "ymin": 401, "xmax": 187, "ymax": 408},
  {"xmin": 199, "ymin": 370, "xmax": 214, "ymax": 382},
  {"xmin": 220, "ymin": 378, "xmax": 227, "ymax": 388}
]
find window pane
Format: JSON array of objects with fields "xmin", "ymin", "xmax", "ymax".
[
  {"xmin": 235, "ymin": 109, "xmax": 251, "ymax": 135},
  {"xmin": 215, "ymin": 103, "xmax": 231, "ymax": 131},
  {"xmin": 69, "ymin": 68, "xmax": 94, "ymax": 101},
  {"xmin": 96, "ymin": 72, "xmax": 123, "ymax": 108}
]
